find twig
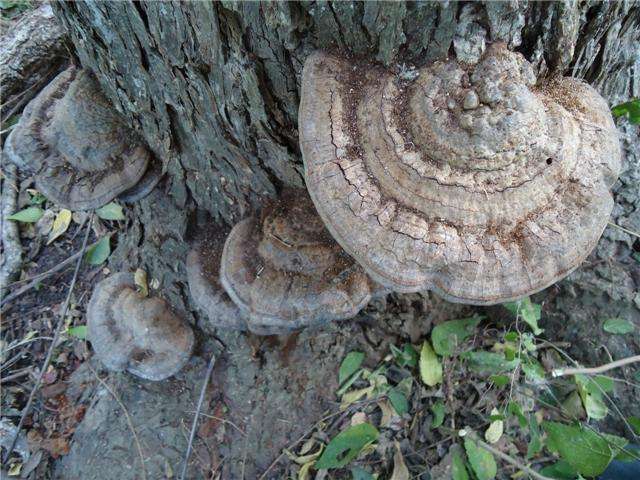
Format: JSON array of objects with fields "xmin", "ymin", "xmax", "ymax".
[
  {"xmin": 552, "ymin": 354, "xmax": 640, "ymax": 377},
  {"xmin": 87, "ymin": 363, "xmax": 147, "ymax": 480},
  {"xmin": 542, "ymin": 341, "xmax": 639, "ymax": 439},
  {"xmin": 180, "ymin": 351, "xmax": 216, "ymax": 480},
  {"xmin": 1, "ymin": 217, "xmax": 91, "ymax": 463},
  {"xmin": 2, "ymin": 336, "xmax": 54, "ymax": 354},
  {"xmin": 185, "ymin": 411, "xmax": 246, "ymax": 436},
  {"xmin": 462, "ymin": 430, "xmax": 553, "ymax": 480},
  {"xmin": 607, "ymin": 221, "xmax": 640, "ymax": 238},
  {"xmin": 1, "ymin": 251, "xmax": 83, "ymax": 308},
  {"xmin": 0, "ymin": 367, "xmax": 33, "ymax": 384},
  {"xmin": 0, "ymin": 163, "xmax": 22, "ymax": 299}
]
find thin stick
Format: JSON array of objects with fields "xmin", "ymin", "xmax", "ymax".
[
  {"xmin": 180, "ymin": 351, "xmax": 216, "ymax": 480},
  {"xmin": 463, "ymin": 431, "xmax": 553, "ymax": 480},
  {"xmin": 608, "ymin": 221, "xmax": 640, "ymax": 238},
  {"xmin": 552, "ymin": 354, "xmax": 640, "ymax": 377},
  {"xmin": 543, "ymin": 340, "xmax": 639, "ymax": 439},
  {"xmin": 87, "ymin": 363, "xmax": 147, "ymax": 480},
  {"xmin": 1, "ymin": 218, "xmax": 91, "ymax": 463},
  {"xmin": 185, "ymin": 411, "xmax": 246, "ymax": 436}
]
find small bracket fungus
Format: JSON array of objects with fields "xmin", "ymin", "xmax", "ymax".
[
  {"xmin": 188, "ymin": 189, "xmax": 376, "ymax": 335},
  {"xmin": 299, "ymin": 45, "xmax": 621, "ymax": 304},
  {"xmin": 87, "ymin": 273, "xmax": 194, "ymax": 381},
  {"xmin": 4, "ymin": 67, "xmax": 154, "ymax": 210},
  {"xmin": 186, "ymin": 230, "xmax": 250, "ymax": 332}
]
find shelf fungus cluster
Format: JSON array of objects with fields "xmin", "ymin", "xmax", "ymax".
[
  {"xmin": 87, "ymin": 273, "xmax": 194, "ymax": 381},
  {"xmin": 187, "ymin": 189, "xmax": 379, "ymax": 335},
  {"xmin": 4, "ymin": 67, "xmax": 161, "ymax": 210},
  {"xmin": 299, "ymin": 44, "xmax": 621, "ymax": 305}
]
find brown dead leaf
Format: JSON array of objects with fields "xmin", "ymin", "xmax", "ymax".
[
  {"xmin": 47, "ymin": 209, "xmax": 72, "ymax": 244},
  {"xmin": 390, "ymin": 441, "xmax": 410, "ymax": 480}
]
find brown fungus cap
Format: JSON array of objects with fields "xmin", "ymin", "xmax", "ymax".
[
  {"xmin": 4, "ymin": 67, "xmax": 150, "ymax": 210},
  {"xmin": 218, "ymin": 189, "xmax": 374, "ymax": 334},
  {"xmin": 186, "ymin": 229, "xmax": 249, "ymax": 332},
  {"xmin": 87, "ymin": 273, "xmax": 194, "ymax": 381},
  {"xmin": 299, "ymin": 45, "xmax": 621, "ymax": 304}
]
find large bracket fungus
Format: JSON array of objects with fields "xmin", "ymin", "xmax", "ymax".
[
  {"xmin": 4, "ymin": 67, "xmax": 156, "ymax": 210},
  {"xmin": 87, "ymin": 273, "xmax": 194, "ymax": 381},
  {"xmin": 299, "ymin": 44, "xmax": 621, "ymax": 305},
  {"xmin": 188, "ymin": 189, "xmax": 378, "ymax": 335}
]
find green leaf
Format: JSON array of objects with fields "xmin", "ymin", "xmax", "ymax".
[
  {"xmin": 489, "ymin": 374, "xmax": 510, "ymax": 387},
  {"xmin": 388, "ymin": 388, "xmax": 408, "ymax": 416},
  {"xmin": 29, "ymin": 191, "xmax": 46, "ymax": 205},
  {"xmin": 339, "ymin": 351, "xmax": 365, "ymax": 386},
  {"xmin": 85, "ymin": 236, "xmax": 111, "ymax": 265},
  {"xmin": 7, "ymin": 206, "xmax": 43, "ymax": 223},
  {"xmin": 602, "ymin": 433, "xmax": 630, "ymax": 461},
  {"xmin": 419, "ymin": 341, "xmax": 442, "ymax": 387},
  {"xmin": 315, "ymin": 423, "xmax": 379, "ymax": 470},
  {"xmin": 575, "ymin": 374, "xmax": 612, "ymax": 420},
  {"xmin": 611, "ymin": 98, "xmax": 640, "ymax": 124},
  {"xmin": 508, "ymin": 401, "xmax": 527, "ymax": 428},
  {"xmin": 462, "ymin": 351, "xmax": 519, "ymax": 375},
  {"xmin": 67, "ymin": 325, "xmax": 87, "ymax": 339},
  {"xmin": 484, "ymin": 408, "xmax": 503, "ymax": 444},
  {"xmin": 95, "ymin": 202, "xmax": 126, "ymax": 221},
  {"xmin": 431, "ymin": 316, "xmax": 482, "ymax": 356},
  {"xmin": 539, "ymin": 460, "xmax": 579, "ymax": 479},
  {"xmin": 504, "ymin": 331, "xmax": 518, "ymax": 342},
  {"xmin": 504, "ymin": 297, "xmax": 543, "ymax": 335},
  {"xmin": 628, "ymin": 416, "xmax": 640, "ymax": 435},
  {"xmin": 526, "ymin": 413, "xmax": 542, "ymax": 459},
  {"xmin": 431, "ymin": 400, "xmax": 445, "ymax": 428},
  {"xmin": 464, "ymin": 438, "xmax": 497, "ymax": 480},
  {"xmin": 602, "ymin": 318, "xmax": 635, "ymax": 335},
  {"xmin": 542, "ymin": 422, "xmax": 615, "ymax": 477},
  {"xmin": 452, "ymin": 450, "xmax": 469, "ymax": 480},
  {"xmin": 390, "ymin": 343, "xmax": 418, "ymax": 368},
  {"xmin": 521, "ymin": 360, "xmax": 546, "ymax": 383}
]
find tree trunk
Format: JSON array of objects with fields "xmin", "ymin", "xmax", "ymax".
[
  {"xmin": 52, "ymin": 0, "xmax": 639, "ymax": 315},
  {"xmin": 49, "ymin": 1, "xmax": 640, "ymax": 478}
]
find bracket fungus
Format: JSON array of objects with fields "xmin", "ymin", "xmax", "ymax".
[
  {"xmin": 186, "ymin": 230, "xmax": 249, "ymax": 332},
  {"xmin": 4, "ymin": 67, "xmax": 155, "ymax": 210},
  {"xmin": 188, "ymin": 189, "xmax": 377, "ymax": 335},
  {"xmin": 87, "ymin": 273, "xmax": 194, "ymax": 381},
  {"xmin": 299, "ymin": 44, "xmax": 621, "ymax": 305}
]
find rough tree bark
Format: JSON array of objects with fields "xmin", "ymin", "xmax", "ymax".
[
  {"xmin": 0, "ymin": 3, "xmax": 68, "ymax": 119},
  {"xmin": 49, "ymin": 1, "xmax": 639, "ymax": 478}
]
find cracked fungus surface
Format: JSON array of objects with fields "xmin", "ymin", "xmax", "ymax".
[
  {"xmin": 4, "ymin": 67, "xmax": 149, "ymax": 210},
  {"xmin": 299, "ymin": 44, "xmax": 621, "ymax": 304},
  {"xmin": 219, "ymin": 189, "xmax": 375, "ymax": 334},
  {"xmin": 87, "ymin": 273, "xmax": 194, "ymax": 381}
]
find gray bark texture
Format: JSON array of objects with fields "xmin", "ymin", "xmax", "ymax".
[
  {"xmin": 49, "ymin": 2, "xmax": 640, "ymax": 479},
  {"xmin": 0, "ymin": 3, "xmax": 68, "ymax": 119}
]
